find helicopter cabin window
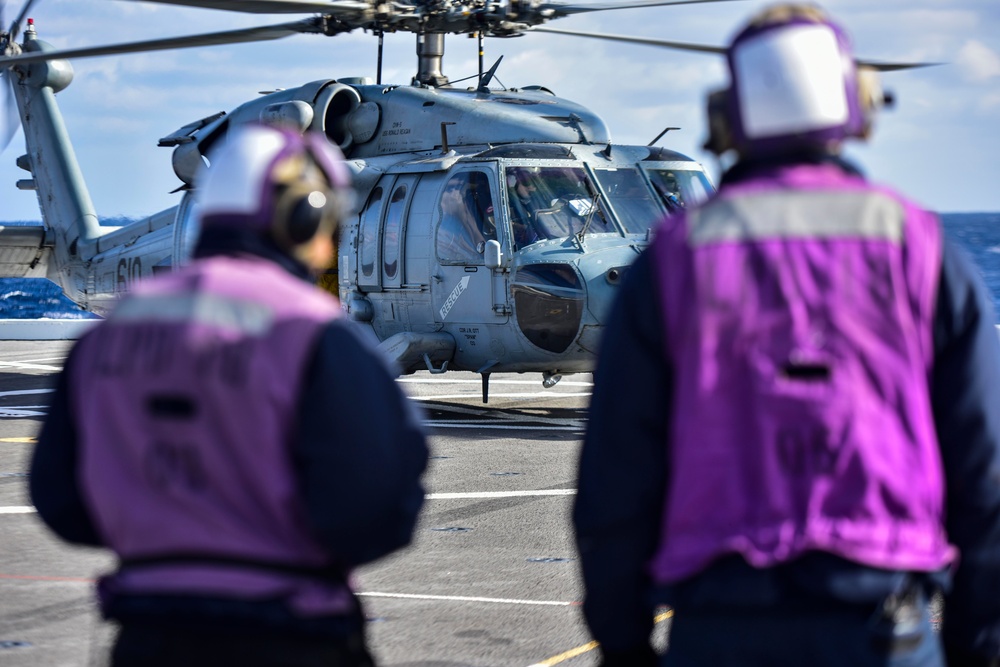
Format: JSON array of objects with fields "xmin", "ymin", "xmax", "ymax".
[
  {"xmin": 592, "ymin": 168, "xmax": 664, "ymax": 233},
  {"xmin": 436, "ymin": 172, "xmax": 496, "ymax": 264},
  {"xmin": 383, "ymin": 184, "xmax": 408, "ymax": 279},
  {"xmin": 505, "ymin": 167, "xmax": 613, "ymax": 247},
  {"xmin": 360, "ymin": 186, "xmax": 385, "ymax": 281}
]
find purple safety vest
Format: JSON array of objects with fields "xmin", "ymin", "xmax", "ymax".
[
  {"xmin": 71, "ymin": 255, "xmax": 352, "ymax": 617},
  {"xmin": 649, "ymin": 163, "xmax": 955, "ymax": 584}
]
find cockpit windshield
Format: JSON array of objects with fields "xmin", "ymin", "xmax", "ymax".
[
  {"xmin": 596, "ymin": 166, "xmax": 715, "ymax": 234},
  {"xmin": 505, "ymin": 166, "xmax": 614, "ymax": 249},
  {"xmin": 504, "ymin": 164, "xmax": 715, "ymax": 246},
  {"xmin": 592, "ymin": 168, "xmax": 663, "ymax": 234},
  {"xmin": 645, "ymin": 168, "xmax": 713, "ymax": 216}
]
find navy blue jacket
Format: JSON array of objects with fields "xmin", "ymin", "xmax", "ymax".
[{"xmin": 574, "ymin": 161, "xmax": 1000, "ymax": 662}]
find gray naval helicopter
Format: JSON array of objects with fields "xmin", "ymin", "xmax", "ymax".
[{"xmin": 0, "ymin": 0, "xmax": 925, "ymax": 401}]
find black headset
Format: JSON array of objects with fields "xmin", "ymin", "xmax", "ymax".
[
  {"xmin": 702, "ymin": 88, "xmax": 735, "ymax": 156},
  {"xmin": 271, "ymin": 181, "xmax": 332, "ymax": 247},
  {"xmin": 268, "ymin": 147, "xmax": 344, "ymax": 250}
]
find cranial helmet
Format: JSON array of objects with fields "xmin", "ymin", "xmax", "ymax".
[
  {"xmin": 704, "ymin": 4, "xmax": 883, "ymax": 157},
  {"xmin": 196, "ymin": 124, "xmax": 354, "ymax": 250}
]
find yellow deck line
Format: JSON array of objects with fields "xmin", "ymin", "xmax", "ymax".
[{"xmin": 529, "ymin": 609, "xmax": 673, "ymax": 666}]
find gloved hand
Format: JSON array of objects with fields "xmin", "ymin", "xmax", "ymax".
[{"xmin": 598, "ymin": 643, "xmax": 658, "ymax": 667}]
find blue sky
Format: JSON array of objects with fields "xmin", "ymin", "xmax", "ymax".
[{"xmin": 1, "ymin": 0, "xmax": 998, "ymax": 221}]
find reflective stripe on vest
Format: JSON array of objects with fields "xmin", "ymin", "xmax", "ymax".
[
  {"xmin": 687, "ymin": 190, "xmax": 905, "ymax": 245},
  {"xmin": 110, "ymin": 292, "xmax": 274, "ymax": 335}
]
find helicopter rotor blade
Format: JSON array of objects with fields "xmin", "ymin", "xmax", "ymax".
[
  {"xmin": 541, "ymin": 0, "xmax": 743, "ymax": 18},
  {"xmin": 121, "ymin": 0, "xmax": 373, "ymax": 15},
  {"xmin": 856, "ymin": 59, "xmax": 942, "ymax": 72},
  {"xmin": 8, "ymin": 0, "xmax": 39, "ymax": 41},
  {"xmin": 529, "ymin": 26, "xmax": 941, "ymax": 71},
  {"xmin": 0, "ymin": 0, "xmax": 8, "ymax": 51},
  {"xmin": 0, "ymin": 70, "xmax": 18, "ymax": 154},
  {"xmin": 0, "ymin": 17, "xmax": 337, "ymax": 69},
  {"xmin": 528, "ymin": 26, "xmax": 723, "ymax": 53}
]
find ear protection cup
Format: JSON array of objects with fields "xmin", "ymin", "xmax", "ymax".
[
  {"xmin": 855, "ymin": 66, "xmax": 890, "ymax": 140},
  {"xmin": 270, "ymin": 180, "xmax": 331, "ymax": 249},
  {"xmin": 268, "ymin": 142, "xmax": 349, "ymax": 253},
  {"xmin": 703, "ymin": 88, "xmax": 735, "ymax": 156}
]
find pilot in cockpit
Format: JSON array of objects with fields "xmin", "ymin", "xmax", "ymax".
[
  {"xmin": 506, "ymin": 169, "xmax": 544, "ymax": 248},
  {"xmin": 655, "ymin": 172, "xmax": 685, "ymax": 214},
  {"xmin": 437, "ymin": 171, "xmax": 496, "ymax": 262}
]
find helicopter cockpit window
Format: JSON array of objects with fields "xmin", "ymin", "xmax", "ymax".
[
  {"xmin": 646, "ymin": 169, "xmax": 713, "ymax": 215},
  {"xmin": 505, "ymin": 167, "xmax": 613, "ymax": 246},
  {"xmin": 383, "ymin": 184, "xmax": 408, "ymax": 279},
  {"xmin": 360, "ymin": 186, "xmax": 384, "ymax": 279},
  {"xmin": 436, "ymin": 172, "xmax": 496, "ymax": 264},
  {"xmin": 592, "ymin": 168, "xmax": 664, "ymax": 234}
]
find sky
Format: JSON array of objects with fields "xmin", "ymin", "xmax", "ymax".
[{"xmin": 0, "ymin": 0, "xmax": 998, "ymax": 222}]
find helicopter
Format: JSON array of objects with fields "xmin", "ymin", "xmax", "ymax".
[{"xmin": 0, "ymin": 0, "xmax": 930, "ymax": 402}]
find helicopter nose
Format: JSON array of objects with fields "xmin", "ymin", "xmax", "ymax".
[{"xmin": 575, "ymin": 244, "xmax": 644, "ymax": 355}]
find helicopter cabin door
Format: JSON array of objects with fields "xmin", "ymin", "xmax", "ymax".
[{"xmin": 432, "ymin": 168, "xmax": 509, "ymax": 338}]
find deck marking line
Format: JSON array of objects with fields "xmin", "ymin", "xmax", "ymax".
[
  {"xmin": 424, "ymin": 418, "xmax": 580, "ymax": 426},
  {"xmin": 2, "ymin": 491, "xmax": 576, "ymax": 513},
  {"xmin": 528, "ymin": 641, "xmax": 599, "ymax": 667},
  {"xmin": 359, "ymin": 591, "xmax": 574, "ymax": 606},
  {"xmin": 412, "ymin": 392, "xmax": 591, "ymax": 401},
  {"xmin": 427, "ymin": 490, "xmax": 576, "ymax": 500},
  {"xmin": 0, "ymin": 362, "xmax": 62, "ymax": 371},
  {"xmin": 399, "ymin": 378, "xmax": 593, "ymax": 387},
  {"xmin": 0, "ymin": 573, "xmax": 93, "ymax": 583},
  {"xmin": 0, "ymin": 437, "xmax": 36, "ymax": 443},
  {"xmin": 527, "ymin": 609, "xmax": 674, "ymax": 666},
  {"xmin": 424, "ymin": 423, "xmax": 583, "ymax": 432},
  {"xmin": 0, "ymin": 408, "xmax": 48, "ymax": 418},
  {"xmin": 0, "ymin": 389, "xmax": 54, "ymax": 397},
  {"xmin": 0, "ymin": 506, "xmax": 36, "ymax": 514}
]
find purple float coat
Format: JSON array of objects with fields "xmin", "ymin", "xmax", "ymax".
[
  {"xmin": 70, "ymin": 255, "xmax": 352, "ymax": 616},
  {"xmin": 649, "ymin": 162, "xmax": 954, "ymax": 583}
]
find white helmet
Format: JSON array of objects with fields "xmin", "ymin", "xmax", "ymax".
[
  {"xmin": 197, "ymin": 124, "xmax": 354, "ymax": 249},
  {"xmin": 705, "ymin": 4, "xmax": 884, "ymax": 157}
]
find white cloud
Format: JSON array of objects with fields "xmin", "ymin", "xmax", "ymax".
[
  {"xmin": 956, "ymin": 40, "xmax": 1000, "ymax": 81},
  {"xmin": 1, "ymin": 0, "xmax": 999, "ymax": 218}
]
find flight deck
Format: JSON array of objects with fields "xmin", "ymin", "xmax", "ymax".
[{"xmin": 0, "ymin": 339, "xmax": 652, "ymax": 667}]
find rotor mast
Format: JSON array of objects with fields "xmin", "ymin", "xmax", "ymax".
[{"xmin": 415, "ymin": 32, "xmax": 448, "ymax": 86}]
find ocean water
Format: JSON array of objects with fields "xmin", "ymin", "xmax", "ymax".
[{"xmin": 1, "ymin": 213, "xmax": 999, "ymax": 320}]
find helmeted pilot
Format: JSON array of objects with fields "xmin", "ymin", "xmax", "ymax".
[
  {"xmin": 575, "ymin": 4, "xmax": 1000, "ymax": 667},
  {"xmin": 506, "ymin": 168, "xmax": 544, "ymax": 248},
  {"xmin": 437, "ymin": 171, "xmax": 497, "ymax": 261},
  {"xmin": 30, "ymin": 124, "xmax": 429, "ymax": 667}
]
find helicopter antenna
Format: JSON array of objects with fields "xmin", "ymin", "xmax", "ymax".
[
  {"xmin": 648, "ymin": 126, "xmax": 680, "ymax": 146},
  {"xmin": 477, "ymin": 55, "xmax": 503, "ymax": 93}
]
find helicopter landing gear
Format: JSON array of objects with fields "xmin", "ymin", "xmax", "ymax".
[
  {"xmin": 542, "ymin": 371, "xmax": 562, "ymax": 388},
  {"xmin": 482, "ymin": 371, "xmax": 491, "ymax": 404}
]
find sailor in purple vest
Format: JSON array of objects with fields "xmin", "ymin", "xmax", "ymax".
[
  {"xmin": 574, "ymin": 5, "xmax": 1000, "ymax": 667},
  {"xmin": 30, "ymin": 124, "xmax": 429, "ymax": 666}
]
